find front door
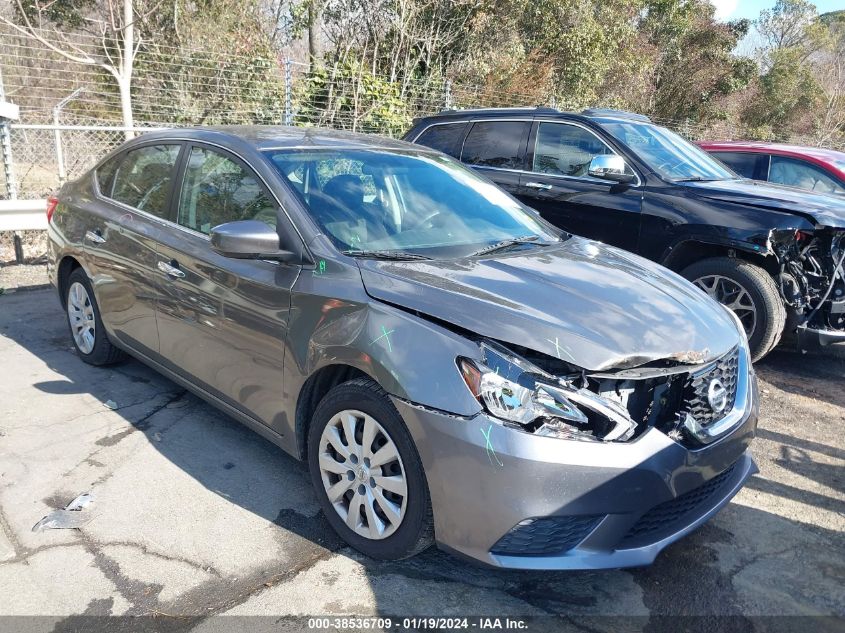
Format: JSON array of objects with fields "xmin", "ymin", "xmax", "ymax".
[
  {"xmin": 516, "ymin": 121, "xmax": 643, "ymax": 252},
  {"xmin": 83, "ymin": 142, "xmax": 184, "ymax": 357},
  {"xmin": 155, "ymin": 144, "xmax": 298, "ymax": 433}
]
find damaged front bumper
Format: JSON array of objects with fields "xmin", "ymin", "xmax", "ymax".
[
  {"xmin": 796, "ymin": 324, "xmax": 845, "ymax": 349},
  {"xmin": 775, "ymin": 228, "xmax": 845, "ymax": 350},
  {"xmin": 393, "ymin": 365, "xmax": 758, "ymax": 570}
]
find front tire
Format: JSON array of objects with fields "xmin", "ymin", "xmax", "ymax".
[
  {"xmin": 65, "ymin": 268, "xmax": 126, "ymax": 365},
  {"xmin": 307, "ymin": 378, "xmax": 434, "ymax": 560},
  {"xmin": 681, "ymin": 257, "xmax": 785, "ymax": 362}
]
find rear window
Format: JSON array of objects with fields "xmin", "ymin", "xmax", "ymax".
[
  {"xmin": 461, "ymin": 121, "xmax": 529, "ymax": 169},
  {"xmin": 710, "ymin": 152, "xmax": 760, "ymax": 179},
  {"xmin": 414, "ymin": 123, "xmax": 466, "ymax": 158},
  {"xmin": 110, "ymin": 144, "xmax": 181, "ymax": 218},
  {"xmin": 95, "ymin": 156, "xmax": 121, "ymax": 196}
]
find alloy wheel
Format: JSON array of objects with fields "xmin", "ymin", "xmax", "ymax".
[
  {"xmin": 67, "ymin": 281, "xmax": 96, "ymax": 354},
  {"xmin": 694, "ymin": 274, "xmax": 757, "ymax": 339},
  {"xmin": 318, "ymin": 409, "xmax": 408, "ymax": 540}
]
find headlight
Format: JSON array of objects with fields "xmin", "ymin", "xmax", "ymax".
[
  {"xmin": 478, "ymin": 370, "xmax": 588, "ymax": 425},
  {"xmin": 458, "ymin": 341, "xmax": 636, "ymax": 442}
]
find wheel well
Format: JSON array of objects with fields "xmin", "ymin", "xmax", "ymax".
[
  {"xmin": 662, "ymin": 241, "xmax": 777, "ymax": 276},
  {"xmin": 57, "ymin": 256, "xmax": 82, "ymax": 308},
  {"xmin": 295, "ymin": 364, "xmax": 369, "ymax": 460}
]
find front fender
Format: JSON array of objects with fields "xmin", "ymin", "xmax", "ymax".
[
  {"xmin": 660, "ymin": 230, "xmax": 775, "ymax": 266},
  {"xmin": 285, "ymin": 260, "xmax": 484, "ymax": 417}
]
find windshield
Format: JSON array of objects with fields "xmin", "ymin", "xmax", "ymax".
[
  {"xmin": 264, "ymin": 148, "xmax": 559, "ymax": 257},
  {"xmin": 603, "ymin": 121, "xmax": 737, "ymax": 182}
]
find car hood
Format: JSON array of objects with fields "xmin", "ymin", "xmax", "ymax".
[
  {"xmin": 357, "ymin": 238, "xmax": 739, "ymax": 372},
  {"xmin": 683, "ymin": 179, "xmax": 845, "ymax": 228}
]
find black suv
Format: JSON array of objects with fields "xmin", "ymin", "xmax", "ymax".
[{"xmin": 404, "ymin": 107, "xmax": 845, "ymax": 361}]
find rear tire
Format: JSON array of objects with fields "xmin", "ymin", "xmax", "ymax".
[
  {"xmin": 307, "ymin": 377, "xmax": 434, "ymax": 560},
  {"xmin": 681, "ymin": 257, "xmax": 785, "ymax": 362},
  {"xmin": 65, "ymin": 268, "xmax": 126, "ymax": 366}
]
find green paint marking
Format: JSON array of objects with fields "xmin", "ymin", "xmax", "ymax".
[
  {"xmin": 480, "ymin": 424, "xmax": 503, "ymax": 467},
  {"xmin": 370, "ymin": 325, "xmax": 395, "ymax": 352},
  {"xmin": 313, "ymin": 259, "xmax": 327, "ymax": 276}
]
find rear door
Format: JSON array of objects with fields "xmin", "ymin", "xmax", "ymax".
[
  {"xmin": 459, "ymin": 120, "xmax": 531, "ymax": 195},
  {"xmin": 85, "ymin": 142, "xmax": 184, "ymax": 357},
  {"xmin": 154, "ymin": 143, "xmax": 299, "ymax": 433},
  {"xmin": 515, "ymin": 121, "xmax": 643, "ymax": 251}
]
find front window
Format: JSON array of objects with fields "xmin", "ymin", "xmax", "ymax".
[
  {"xmin": 769, "ymin": 156, "xmax": 845, "ymax": 195},
  {"xmin": 533, "ymin": 122, "xmax": 634, "ymax": 178},
  {"xmin": 603, "ymin": 121, "xmax": 736, "ymax": 182},
  {"xmin": 177, "ymin": 146, "xmax": 277, "ymax": 234},
  {"xmin": 264, "ymin": 149, "xmax": 558, "ymax": 258}
]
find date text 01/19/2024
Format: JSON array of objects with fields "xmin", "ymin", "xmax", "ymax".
[{"xmin": 306, "ymin": 617, "xmax": 529, "ymax": 630}]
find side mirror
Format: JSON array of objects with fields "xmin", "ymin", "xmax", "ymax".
[
  {"xmin": 210, "ymin": 220, "xmax": 295, "ymax": 262},
  {"xmin": 588, "ymin": 155, "xmax": 635, "ymax": 184}
]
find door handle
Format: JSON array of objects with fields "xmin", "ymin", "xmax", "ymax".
[
  {"xmin": 158, "ymin": 260, "xmax": 186, "ymax": 279},
  {"xmin": 525, "ymin": 181, "xmax": 553, "ymax": 191},
  {"xmin": 85, "ymin": 229, "xmax": 106, "ymax": 244}
]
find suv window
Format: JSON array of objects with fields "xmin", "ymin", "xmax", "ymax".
[
  {"xmin": 110, "ymin": 144, "xmax": 181, "ymax": 217},
  {"xmin": 415, "ymin": 123, "xmax": 467, "ymax": 158},
  {"xmin": 461, "ymin": 121, "xmax": 529, "ymax": 169},
  {"xmin": 710, "ymin": 152, "xmax": 761, "ymax": 179},
  {"xmin": 532, "ymin": 122, "xmax": 616, "ymax": 177},
  {"xmin": 768, "ymin": 156, "xmax": 845, "ymax": 195},
  {"xmin": 177, "ymin": 146, "xmax": 277, "ymax": 234}
]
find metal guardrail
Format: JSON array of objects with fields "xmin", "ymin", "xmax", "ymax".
[
  {"xmin": 0, "ymin": 199, "xmax": 46, "ymax": 263},
  {"xmin": 0, "ymin": 199, "xmax": 46, "ymax": 231}
]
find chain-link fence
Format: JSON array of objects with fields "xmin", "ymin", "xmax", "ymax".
[
  {"xmin": 1, "ymin": 23, "xmax": 843, "ymax": 201},
  {"xmin": 6, "ymin": 124, "xmax": 163, "ymax": 199}
]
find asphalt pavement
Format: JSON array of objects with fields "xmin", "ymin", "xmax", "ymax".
[{"xmin": 0, "ymin": 288, "xmax": 842, "ymax": 632}]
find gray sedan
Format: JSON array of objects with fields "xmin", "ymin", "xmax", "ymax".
[{"xmin": 46, "ymin": 126, "xmax": 758, "ymax": 569}]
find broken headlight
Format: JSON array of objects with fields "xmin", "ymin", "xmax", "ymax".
[{"xmin": 458, "ymin": 341, "xmax": 636, "ymax": 442}]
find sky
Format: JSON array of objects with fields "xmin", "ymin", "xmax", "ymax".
[{"xmin": 711, "ymin": 0, "xmax": 844, "ymax": 22}]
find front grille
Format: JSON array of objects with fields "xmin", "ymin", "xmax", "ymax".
[
  {"xmin": 619, "ymin": 461, "xmax": 739, "ymax": 548},
  {"xmin": 491, "ymin": 515, "xmax": 603, "ymax": 557},
  {"xmin": 679, "ymin": 346, "xmax": 740, "ymax": 427}
]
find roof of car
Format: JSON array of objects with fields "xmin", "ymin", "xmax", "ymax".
[
  {"xmin": 137, "ymin": 125, "xmax": 426, "ymax": 152},
  {"xmin": 698, "ymin": 140, "xmax": 845, "ymax": 167},
  {"xmin": 416, "ymin": 107, "xmax": 651, "ymax": 125}
]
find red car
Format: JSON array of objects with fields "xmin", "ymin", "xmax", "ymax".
[{"xmin": 699, "ymin": 141, "xmax": 845, "ymax": 196}]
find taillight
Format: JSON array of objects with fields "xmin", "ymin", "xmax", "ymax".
[{"xmin": 46, "ymin": 196, "xmax": 58, "ymax": 223}]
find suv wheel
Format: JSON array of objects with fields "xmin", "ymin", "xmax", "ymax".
[
  {"xmin": 65, "ymin": 268, "xmax": 126, "ymax": 365},
  {"xmin": 307, "ymin": 378, "xmax": 433, "ymax": 560},
  {"xmin": 681, "ymin": 257, "xmax": 785, "ymax": 362}
]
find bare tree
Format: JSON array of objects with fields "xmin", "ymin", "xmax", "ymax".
[{"xmin": 0, "ymin": 0, "xmax": 147, "ymax": 138}]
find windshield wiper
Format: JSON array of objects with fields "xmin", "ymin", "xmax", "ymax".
[
  {"xmin": 342, "ymin": 249, "xmax": 433, "ymax": 261},
  {"xmin": 469, "ymin": 235, "xmax": 544, "ymax": 257}
]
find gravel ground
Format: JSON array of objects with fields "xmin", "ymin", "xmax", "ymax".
[
  {"xmin": 0, "ymin": 231, "xmax": 48, "ymax": 264},
  {"xmin": 0, "ymin": 238, "xmax": 49, "ymax": 294},
  {"xmin": 0, "ymin": 288, "xmax": 842, "ymax": 632},
  {"xmin": 0, "ymin": 264, "xmax": 49, "ymax": 293}
]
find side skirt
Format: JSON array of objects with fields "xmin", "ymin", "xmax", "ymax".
[{"xmin": 115, "ymin": 342, "xmax": 296, "ymax": 460}]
